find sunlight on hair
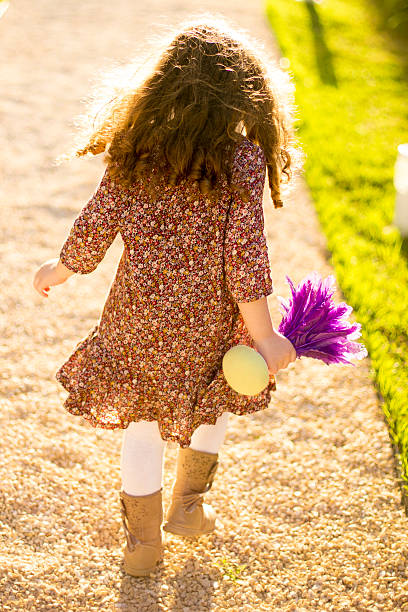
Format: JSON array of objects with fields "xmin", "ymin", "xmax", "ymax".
[
  {"xmin": 55, "ymin": 11, "xmax": 304, "ymax": 207},
  {"xmin": 0, "ymin": 0, "xmax": 10, "ymax": 19}
]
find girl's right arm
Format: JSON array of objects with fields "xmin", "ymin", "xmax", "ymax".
[
  {"xmin": 237, "ymin": 296, "xmax": 296, "ymax": 375},
  {"xmin": 33, "ymin": 257, "xmax": 75, "ymax": 298}
]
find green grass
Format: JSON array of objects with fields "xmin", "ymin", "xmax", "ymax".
[
  {"xmin": 265, "ymin": 0, "xmax": 408, "ymax": 496},
  {"xmin": 374, "ymin": 0, "xmax": 408, "ymax": 38},
  {"xmin": 215, "ymin": 558, "xmax": 247, "ymax": 583}
]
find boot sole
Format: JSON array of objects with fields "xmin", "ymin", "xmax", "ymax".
[
  {"xmin": 123, "ymin": 562, "xmax": 160, "ymax": 577},
  {"xmin": 162, "ymin": 522, "xmax": 216, "ymax": 537},
  {"xmin": 123, "ymin": 549, "xmax": 163, "ymax": 577},
  {"xmin": 123, "ymin": 552, "xmax": 163, "ymax": 577}
]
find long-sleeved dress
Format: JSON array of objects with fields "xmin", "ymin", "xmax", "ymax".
[{"xmin": 55, "ymin": 136, "xmax": 276, "ymax": 447}]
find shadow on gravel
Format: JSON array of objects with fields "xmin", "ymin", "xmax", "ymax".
[
  {"xmin": 171, "ymin": 556, "xmax": 217, "ymax": 610},
  {"xmin": 116, "ymin": 552, "xmax": 217, "ymax": 611},
  {"xmin": 117, "ymin": 563, "xmax": 163, "ymax": 611}
]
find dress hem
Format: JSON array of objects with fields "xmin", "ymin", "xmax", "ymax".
[
  {"xmin": 61, "ymin": 385, "xmax": 276, "ymax": 448},
  {"xmin": 55, "ymin": 309, "xmax": 277, "ymax": 449}
]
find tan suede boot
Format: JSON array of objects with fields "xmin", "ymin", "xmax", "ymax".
[
  {"xmin": 163, "ymin": 447, "xmax": 219, "ymax": 537},
  {"xmin": 119, "ymin": 488, "xmax": 163, "ymax": 576}
]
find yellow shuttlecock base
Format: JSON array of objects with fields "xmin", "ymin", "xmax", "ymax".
[{"xmin": 222, "ymin": 344, "xmax": 269, "ymax": 396}]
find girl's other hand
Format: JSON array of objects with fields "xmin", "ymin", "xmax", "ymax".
[
  {"xmin": 254, "ymin": 329, "xmax": 297, "ymax": 376},
  {"xmin": 33, "ymin": 257, "xmax": 73, "ymax": 298}
]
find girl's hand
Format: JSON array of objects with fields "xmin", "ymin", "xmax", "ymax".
[
  {"xmin": 254, "ymin": 329, "xmax": 297, "ymax": 376},
  {"xmin": 33, "ymin": 258, "xmax": 74, "ymax": 298}
]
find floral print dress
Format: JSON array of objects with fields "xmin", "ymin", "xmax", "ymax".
[{"xmin": 55, "ymin": 136, "xmax": 276, "ymax": 447}]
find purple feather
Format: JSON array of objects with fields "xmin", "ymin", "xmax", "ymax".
[{"xmin": 277, "ymin": 272, "xmax": 368, "ymax": 366}]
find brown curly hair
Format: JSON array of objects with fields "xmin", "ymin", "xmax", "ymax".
[{"xmin": 57, "ymin": 16, "xmax": 303, "ymax": 208}]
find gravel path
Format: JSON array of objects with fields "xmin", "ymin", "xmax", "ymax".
[{"xmin": 1, "ymin": 1, "xmax": 408, "ymax": 610}]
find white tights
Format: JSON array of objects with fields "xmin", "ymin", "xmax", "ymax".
[{"xmin": 120, "ymin": 413, "xmax": 229, "ymax": 496}]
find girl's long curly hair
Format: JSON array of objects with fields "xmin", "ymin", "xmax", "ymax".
[{"xmin": 57, "ymin": 15, "xmax": 303, "ymax": 208}]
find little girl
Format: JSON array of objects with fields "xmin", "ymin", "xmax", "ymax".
[{"xmin": 33, "ymin": 17, "xmax": 299, "ymax": 577}]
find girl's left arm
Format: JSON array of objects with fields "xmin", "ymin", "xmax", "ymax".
[{"xmin": 33, "ymin": 166, "xmax": 122, "ymax": 298}]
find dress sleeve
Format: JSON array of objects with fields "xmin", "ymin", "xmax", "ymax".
[
  {"xmin": 224, "ymin": 141, "xmax": 274, "ymax": 302},
  {"xmin": 59, "ymin": 167, "xmax": 122, "ymax": 274}
]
